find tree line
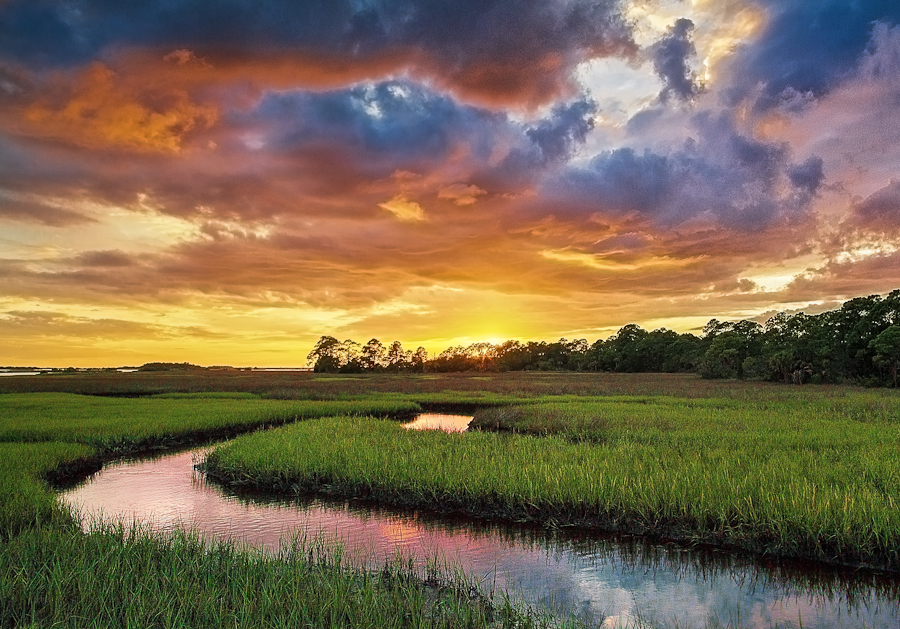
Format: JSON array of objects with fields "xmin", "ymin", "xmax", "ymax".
[{"xmin": 307, "ymin": 290, "xmax": 900, "ymax": 386}]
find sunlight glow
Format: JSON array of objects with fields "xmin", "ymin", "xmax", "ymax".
[{"xmin": 541, "ymin": 249, "xmax": 704, "ymax": 271}]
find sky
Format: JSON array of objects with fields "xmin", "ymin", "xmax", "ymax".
[{"xmin": 1, "ymin": 0, "xmax": 900, "ymax": 367}]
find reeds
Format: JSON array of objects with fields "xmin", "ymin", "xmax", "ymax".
[
  {"xmin": 0, "ymin": 442, "xmax": 93, "ymax": 539},
  {"xmin": 0, "ymin": 393, "xmax": 420, "ymax": 452},
  {"xmin": 205, "ymin": 408, "xmax": 900, "ymax": 571},
  {"xmin": 0, "ymin": 522, "xmax": 550, "ymax": 628},
  {"xmin": 0, "ymin": 391, "xmax": 577, "ymax": 628}
]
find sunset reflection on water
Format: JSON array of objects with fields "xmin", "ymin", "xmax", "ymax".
[
  {"xmin": 402, "ymin": 413, "xmax": 473, "ymax": 432},
  {"xmin": 61, "ymin": 448, "xmax": 899, "ymax": 628}
]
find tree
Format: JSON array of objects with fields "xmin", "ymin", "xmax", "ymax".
[
  {"xmin": 360, "ymin": 338, "xmax": 387, "ymax": 371},
  {"xmin": 870, "ymin": 325, "xmax": 900, "ymax": 387},
  {"xmin": 386, "ymin": 341, "xmax": 412, "ymax": 371},
  {"xmin": 464, "ymin": 342, "xmax": 498, "ymax": 371},
  {"xmin": 306, "ymin": 336, "xmax": 343, "ymax": 373},
  {"xmin": 410, "ymin": 346, "xmax": 429, "ymax": 372},
  {"xmin": 699, "ymin": 319, "xmax": 762, "ymax": 379}
]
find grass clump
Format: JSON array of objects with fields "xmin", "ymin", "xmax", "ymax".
[
  {"xmin": 1, "ymin": 523, "xmax": 545, "ymax": 629},
  {"xmin": 204, "ymin": 412, "xmax": 900, "ymax": 571},
  {"xmin": 0, "ymin": 393, "xmax": 420, "ymax": 453},
  {"xmin": 0, "ymin": 442, "xmax": 94, "ymax": 540}
]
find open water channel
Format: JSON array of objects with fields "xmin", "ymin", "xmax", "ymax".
[{"xmin": 61, "ymin": 414, "xmax": 899, "ymax": 628}]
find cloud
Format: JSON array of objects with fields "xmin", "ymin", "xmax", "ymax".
[
  {"xmin": 22, "ymin": 63, "xmax": 217, "ymax": 152},
  {"xmin": 540, "ymin": 249, "xmax": 705, "ymax": 272},
  {"xmin": 784, "ymin": 250, "xmax": 900, "ymax": 303},
  {"xmin": 786, "ymin": 157, "xmax": 825, "ymax": 194},
  {"xmin": 0, "ymin": 195, "xmax": 94, "ymax": 226},
  {"xmin": 0, "ymin": 81, "xmax": 603, "ymax": 227},
  {"xmin": 0, "ymin": 310, "xmax": 219, "ymax": 340},
  {"xmin": 0, "ymin": 0, "xmax": 637, "ymax": 108},
  {"xmin": 255, "ymin": 81, "xmax": 506, "ymax": 166},
  {"xmin": 378, "ymin": 196, "xmax": 426, "ymax": 222},
  {"xmin": 550, "ymin": 112, "xmax": 824, "ymax": 230},
  {"xmin": 493, "ymin": 97, "xmax": 597, "ymax": 184},
  {"xmin": 74, "ymin": 250, "xmax": 136, "ymax": 267},
  {"xmin": 725, "ymin": 0, "xmax": 900, "ymax": 108},
  {"xmin": 438, "ymin": 184, "xmax": 486, "ymax": 206},
  {"xmin": 649, "ymin": 18, "xmax": 703, "ymax": 102},
  {"xmin": 848, "ymin": 180, "xmax": 900, "ymax": 233}
]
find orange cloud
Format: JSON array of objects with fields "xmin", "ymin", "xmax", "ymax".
[
  {"xmin": 438, "ymin": 183, "xmax": 487, "ymax": 206},
  {"xmin": 23, "ymin": 63, "xmax": 217, "ymax": 152},
  {"xmin": 378, "ymin": 195, "xmax": 427, "ymax": 222}
]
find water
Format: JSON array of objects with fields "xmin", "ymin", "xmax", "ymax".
[
  {"xmin": 60, "ymin": 419, "xmax": 899, "ymax": 628},
  {"xmin": 402, "ymin": 413, "xmax": 473, "ymax": 432}
]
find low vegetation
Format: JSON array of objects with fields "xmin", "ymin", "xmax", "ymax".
[
  {"xmin": 2, "ymin": 375, "xmax": 899, "ymax": 626},
  {"xmin": 205, "ymin": 393, "xmax": 900, "ymax": 571},
  {"xmin": 0, "ymin": 392, "xmax": 568, "ymax": 628},
  {"xmin": 0, "ymin": 442, "xmax": 92, "ymax": 540},
  {"xmin": 0, "ymin": 393, "xmax": 419, "ymax": 453},
  {"xmin": 1, "ymin": 524, "xmax": 540, "ymax": 629}
]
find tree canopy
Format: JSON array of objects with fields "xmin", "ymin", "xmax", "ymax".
[{"xmin": 306, "ymin": 290, "xmax": 900, "ymax": 386}]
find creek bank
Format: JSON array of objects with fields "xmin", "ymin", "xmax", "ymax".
[
  {"xmin": 200, "ymin": 418, "xmax": 900, "ymax": 575},
  {"xmin": 203, "ymin": 462, "xmax": 894, "ymax": 573}
]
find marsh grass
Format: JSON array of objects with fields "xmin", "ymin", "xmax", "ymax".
[
  {"xmin": 0, "ymin": 392, "xmax": 578, "ymax": 628},
  {"xmin": 11, "ymin": 370, "xmax": 897, "ymax": 401},
  {"xmin": 0, "ymin": 393, "xmax": 417, "ymax": 542},
  {"xmin": 0, "ymin": 442, "xmax": 94, "ymax": 539},
  {"xmin": 3, "ymin": 377, "xmax": 900, "ymax": 626},
  {"xmin": 0, "ymin": 393, "xmax": 420, "ymax": 453},
  {"xmin": 0, "ymin": 522, "xmax": 558, "ymax": 629},
  {"xmin": 205, "ymin": 413, "xmax": 900, "ymax": 571}
]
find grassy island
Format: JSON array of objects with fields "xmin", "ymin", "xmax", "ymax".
[{"xmin": 204, "ymin": 389, "xmax": 900, "ymax": 571}]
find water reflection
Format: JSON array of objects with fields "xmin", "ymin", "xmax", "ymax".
[
  {"xmin": 60, "ymin": 448, "xmax": 899, "ymax": 628},
  {"xmin": 403, "ymin": 413, "xmax": 473, "ymax": 432}
]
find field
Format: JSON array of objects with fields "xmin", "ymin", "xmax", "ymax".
[
  {"xmin": 199, "ymin": 375, "xmax": 900, "ymax": 571},
  {"xmin": 0, "ymin": 388, "xmax": 560, "ymax": 628},
  {"xmin": 0, "ymin": 524, "xmax": 513, "ymax": 629},
  {"xmin": 0, "ymin": 368, "xmax": 852, "ymax": 400},
  {"xmin": 1, "ymin": 371, "xmax": 899, "ymax": 627}
]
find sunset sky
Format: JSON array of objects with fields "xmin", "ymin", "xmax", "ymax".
[{"xmin": 2, "ymin": 1, "xmax": 900, "ymax": 366}]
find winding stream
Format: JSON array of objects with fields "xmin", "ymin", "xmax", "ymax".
[{"xmin": 60, "ymin": 415, "xmax": 900, "ymax": 628}]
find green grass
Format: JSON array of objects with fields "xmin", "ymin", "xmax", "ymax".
[
  {"xmin": 0, "ymin": 393, "xmax": 418, "ymax": 541},
  {"xmin": 204, "ymin": 408, "xmax": 900, "ymax": 571},
  {"xmin": 0, "ymin": 392, "xmax": 578, "ymax": 628},
  {"xmin": 0, "ymin": 393, "xmax": 420, "ymax": 452},
  {"xmin": 0, "ymin": 523, "xmax": 558, "ymax": 629},
  {"xmin": 3, "ymin": 378, "xmax": 900, "ymax": 626},
  {"xmin": 0, "ymin": 442, "xmax": 94, "ymax": 540},
  {"xmin": 11, "ymin": 369, "xmax": 896, "ymax": 402}
]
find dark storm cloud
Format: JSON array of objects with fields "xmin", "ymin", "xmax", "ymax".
[
  {"xmin": 787, "ymin": 157, "xmax": 825, "ymax": 194},
  {"xmin": 493, "ymin": 98, "xmax": 597, "ymax": 184},
  {"xmin": 649, "ymin": 18, "xmax": 702, "ymax": 102},
  {"xmin": 551, "ymin": 113, "xmax": 824, "ymax": 230},
  {"xmin": 731, "ymin": 0, "xmax": 900, "ymax": 107},
  {"xmin": 0, "ymin": 0, "xmax": 635, "ymax": 107},
  {"xmin": 525, "ymin": 99, "xmax": 597, "ymax": 164},
  {"xmin": 255, "ymin": 81, "xmax": 505, "ymax": 166}
]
